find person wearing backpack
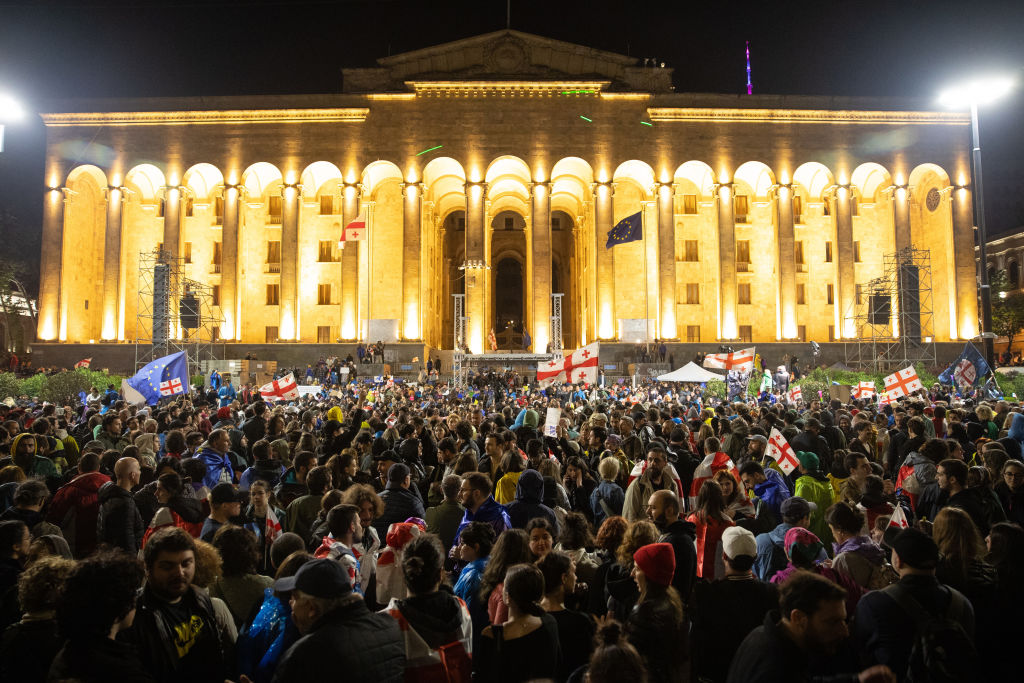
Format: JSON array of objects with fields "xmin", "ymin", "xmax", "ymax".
[
  {"xmin": 752, "ymin": 497, "xmax": 826, "ymax": 581},
  {"xmin": 855, "ymin": 528, "xmax": 976, "ymax": 682}
]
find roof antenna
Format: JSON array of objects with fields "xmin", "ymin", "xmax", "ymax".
[
  {"xmin": 506, "ymin": 0, "xmax": 511, "ymax": 29},
  {"xmin": 746, "ymin": 40, "xmax": 753, "ymax": 94}
]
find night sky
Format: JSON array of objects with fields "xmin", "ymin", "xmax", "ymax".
[{"xmin": 2, "ymin": 0, "xmax": 1023, "ymax": 295}]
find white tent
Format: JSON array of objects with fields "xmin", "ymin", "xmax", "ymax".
[{"xmin": 656, "ymin": 362, "xmax": 725, "ymax": 383}]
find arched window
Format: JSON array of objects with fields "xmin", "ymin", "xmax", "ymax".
[{"xmin": 1009, "ymin": 261, "xmax": 1020, "ymax": 290}]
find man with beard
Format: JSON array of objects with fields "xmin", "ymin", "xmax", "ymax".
[
  {"xmin": 727, "ymin": 571, "xmax": 896, "ymax": 683},
  {"xmin": 646, "ymin": 489, "xmax": 698, "ymax": 601},
  {"xmin": 131, "ymin": 527, "xmax": 227, "ymax": 683},
  {"xmin": 623, "ymin": 444, "xmax": 676, "ymax": 522}
]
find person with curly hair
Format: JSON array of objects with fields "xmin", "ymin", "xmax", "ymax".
[
  {"xmin": 479, "ymin": 528, "xmax": 531, "ymax": 626},
  {"xmin": 0, "ymin": 555, "xmax": 74, "ymax": 681},
  {"xmin": 341, "ymin": 483, "xmax": 384, "ymax": 592},
  {"xmin": 538, "ymin": 549, "xmax": 595, "ymax": 682},
  {"xmin": 605, "ymin": 519, "xmax": 659, "ymax": 622},
  {"xmin": 211, "ymin": 525, "xmax": 274, "ymax": 628},
  {"xmin": 49, "ymin": 551, "xmax": 153, "ymax": 682}
]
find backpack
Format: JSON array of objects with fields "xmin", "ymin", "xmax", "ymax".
[{"xmin": 883, "ymin": 583, "xmax": 976, "ymax": 683}]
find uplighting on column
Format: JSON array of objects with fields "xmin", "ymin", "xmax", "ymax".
[
  {"xmin": 656, "ymin": 181, "xmax": 677, "ymax": 340},
  {"xmin": 220, "ymin": 183, "xmax": 239, "ymax": 340},
  {"xmin": 101, "ymin": 185, "xmax": 124, "ymax": 341},
  {"xmin": 594, "ymin": 180, "xmax": 614, "ymax": 340},
  {"xmin": 777, "ymin": 182, "xmax": 799, "ymax": 340}
]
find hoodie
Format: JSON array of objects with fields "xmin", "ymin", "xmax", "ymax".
[
  {"xmin": 384, "ymin": 590, "xmax": 473, "ymax": 674},
  {"xmin": 505, "ymin": 469, "xmax": 559, "ymax": 534},
  {"xmin": 895, "ymin": 451, "xmax": 937, "ymax": 510},
  {"xmin": 1005, "ymin": 413, "xmax": 1024, "ymax": 454},
  {"xmin": 832, "ymin": 534, "xmax": 891, "ymax": 589},
  {"xmin": 141, "ymin": 495, "xmax": 205, "ymax": 546}
]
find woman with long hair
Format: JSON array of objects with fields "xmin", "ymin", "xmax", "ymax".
[
  {"xmin": 479, "ymin": 529, "xmax": 531, "ymax": 626},
  {"xmin": 577, "ymin": 618, "xmax": 648, "ymax": 683},
  {"xmin": 605, "ymin": 519, "xmax": 659, "ymax": 622},
  {"xmin": 933, "ymin": 507, "xmax": 998, "ymax": 605},
  {"xmin": 477, "ymin": 563, "xmax": 561, "ymax": 683},
  {"xmin": 538, "ymin": 550, "xmax": 595, "ymax": 682},
  {"xmin": 626, "ymin": 543, "xmax": 684, "ymax": 683},
  {"xmin": 453, "ymin": 521, "xmax": 497, "ymax": 648},
  {"xmin": 686, "ymin": 479, "xmax": 735, "ymax": 580},
  {"xmin": 526, "ymin": 517, "xmax": 556, "ymax": 562},
  {"xmin": 713, "ymin": 469, "xmax": 754, "ymax": 521},
  {"xmin": 826, "ymin": 501, "xmax": 895, "ymax": 590},
  {"xmin": 586, "ymin": 515, "xmax": 629, "ymax": 617}
]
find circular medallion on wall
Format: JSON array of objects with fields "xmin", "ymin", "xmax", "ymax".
[
  {"xmin": 485, "ymin": 37, "xmax": 528, "ymax": 73},
  {"xmin": 926, "ymin": 187, "xmax": 941, "ymax": 212}
]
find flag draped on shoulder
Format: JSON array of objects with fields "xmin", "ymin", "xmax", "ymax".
[
  {"xmin": 605, "ymin": 211, "xmax": 642, "ymax": 248},
  {"xmin": 536, "ymin": 343, "xmax": 599, "ymax": 387},
  {"xmin": 260, "ymin": 373, "xmax": 300, "ymax": 401},
  {"xmin": 703, "ymin": 347, "xmax": 755, "ymax": 373},
  {"xmin": 884, "ymin": 366, "xmax": 924, "ymax": 398},
  {"xmin": 689, "ymin": 452, "xmax": 739, "ymax": 509},
  {"xmin": 124, "ymin": 351, "xmax": 190, "ymax": 406},
  {"xmin": 938, "ymin": 342, "xmax": 990, "ymax": 387},
  {"xmin": 766, "ymin": 427, "xmax": 800, "ymax": 475}
]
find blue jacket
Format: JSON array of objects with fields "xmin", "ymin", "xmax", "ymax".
[
  {"xmin": 456, "ymin": 496, "xmax": 511, "ymax": 546},
  {"xmin": 590, "ymin": 479, "xmax": 625, "ymax": 528},
  {"xmin": 753, "ymin": 468, "xmax": 791, "ymax": 521},
  {"xmin": 218, "ymin": 384, "xmax": 237, "ymax": 407},
  {"xmin": 198, "ymin": 447, "xmax": 234, "ymax": 489}
]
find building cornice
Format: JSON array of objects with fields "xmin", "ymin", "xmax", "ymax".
[
  {"xmin": 41, "ymin": 108, "xmax": 370, "ymax": 127},
  {"xmin": 647, "ymin": 108, "xmax": 970, "ymax": 125},
  {"xmin": 405, "ymin": 80, "xmax": 610, "ymax": 96}
]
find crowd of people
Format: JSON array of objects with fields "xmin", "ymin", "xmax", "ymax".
[{"xmin": 0, "ymin": 366, "xmax": 1022, "ymax": 683}]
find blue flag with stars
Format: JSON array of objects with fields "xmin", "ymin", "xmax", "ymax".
[
  {"xmin": 126, "ymin": 351, "xmax": 190, "ymax": 406},
  {"xmin": 606, "ymin": 211, "xmax": 642, "ymax": 248}
]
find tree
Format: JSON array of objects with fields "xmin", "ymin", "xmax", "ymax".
[{"xmin": 990, "ymin": 269, "xmax": 1024, "ymax": 352}]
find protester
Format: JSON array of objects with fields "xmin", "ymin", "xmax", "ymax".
[
  {"xmin": 0, "ymin": 555, "xmax": 74, "ymax": 681},
  {"xmin": 626, "ymin": 542, "xmax": 684, "ymax": 683},
  {"xmin": 452, "ymin": 520, "xmax": 496, "ymax": 648},
  {"xmin": 538, "ymin": 549, "xmax": 595, "ymax": 682},
  {"xmin": 97, "ymin": 456, "xmax": 145, "ymax": 553},
  {"xmin": 827, "ymin": 501, "xmax": 897, "ymax": 590},
  {"xmin": 479, "ymin": 528, "xmax": 531, "ymax": 626}
]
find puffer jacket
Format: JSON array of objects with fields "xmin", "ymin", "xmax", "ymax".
[
  {"xmin": 46, "ymin": 470, "xmax": 109, "ymax": 557},
  {"xmin": 374, "ymin": 484, "xmax": 426, "ymax": 540},
  {"xmin": 895, "ymin": 451, "xmax": 937, "ymax": 510},
  {"xmin": 505, "ymin": 469, "xmax": 559, "ymax": 534},
  {"xmin": 590, "ymin": 479, "xmax": 625, "ymax": 528},
  {"xmin": 96, "ymin": 481, "xmax": 146, "ymax": 553}
]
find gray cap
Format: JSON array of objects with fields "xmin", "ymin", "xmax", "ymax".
[{"xmin": 746, "ymin": 434, "xmax": 768, "ymax": 446}]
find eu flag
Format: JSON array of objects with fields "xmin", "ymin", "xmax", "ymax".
[
  {"xmin": 606, "ymin": 211, "xmax": 642, "ymax": 248},
  {"xmin": 124, "ymin": 351, "xmax": 190, "ymax": 406}
]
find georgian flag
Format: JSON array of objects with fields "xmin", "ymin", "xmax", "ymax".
[
  {"xmin": 259, "ymin": 373, "xmax": 300, "ymax": 401},
  {"xmin": 884, "ymin": 366, "xmax": 924, "ymax": 398},
  {"xmin": 878, "ymin": 391, "xmax": 896, "ymax": 406},
  {"xmin": 888, "ymin": 505, "xmax": 909, "ymax": 529},
  {"xmin": 536, "ymin": 343, "xmax": 599, "ymax": 387},
  {"xmin": 853, "ymin": 381, "xmax": 876, "ymax": 400},
  {"xmin": 159, "ymin": 377, "xmax": 184, "ymax": 396},
  {"xmin": 689, "ymin": 451, "xmax": 739, "ymax": 510},
  {"xmin": 74, "ymin": 358, "xmax": 92, "ymax": 369},
  {"xmin": 766, "ymin": 427, "xmax": 800, "ymax": 475},
  {"xmin": 786, "ymin": 386, "xmax": 802, "ymax": 404},
  {"xmin": 339, "ymin": 211, "xmax": 367, "ymax": 248},
  {"xmin": 702, "ymin": 347, "xmax": 755, "ymax": 373},
  {"xmin": 265, "ymin": 507, "xmax": 283, "ymax": 543}
]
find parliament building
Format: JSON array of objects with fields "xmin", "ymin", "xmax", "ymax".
[{"xmin": 35, "ymin": 30, "xmax": 979, "ymax": 359}]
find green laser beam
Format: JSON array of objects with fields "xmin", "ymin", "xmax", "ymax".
[
  {"xmin": 640, "ymin": 121, "xmax": 653, "ymax": 127},
  {"xmin": 561, "ymin": 89, "xmax": 598, "ymax": 94},
  {"xmin": 579, "ymin": 115, "xmax": 592, "ymax": 122},
  {"xmin": 416, "ymin": 145, "xmax": 443, "ymax": 156}
]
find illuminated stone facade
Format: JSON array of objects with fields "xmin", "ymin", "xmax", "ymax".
[{"xmin": 36, "ymin": 30, "xmax": 979, "ymax": 353}]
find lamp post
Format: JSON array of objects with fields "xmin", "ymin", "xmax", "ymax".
[
  {"xmin": 939, "ymin": 76, "xmax": 1015, "ymax": 370},
  {"xmin": 0, "ymin": 93, "xmax": 24, "ymax": 153}
]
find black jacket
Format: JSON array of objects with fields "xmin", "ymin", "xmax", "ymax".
[
  {"xmin": 728, "ymin": 610, "xmax": 860, "ymax": 683},
  {"xmin": 691, "ymin": 576, "xmax": 779, "ymax": 683},
  {"xmin": 0, "ymin": 617, "xmax": 63, "ymax": 682},
  {"xmin": 49, "ymin": 634, "xmax": 156, "ymax": 683},
  {"xmin": 96, "ymin": 481, "xmax": 145, "ymax": 553},
  {"xmin": 240, "ymin": 415, "xmax": 266, "ymax": 459},
  {"xmin": 945, "ymin": 488, "xmax": 992, "ymax": 535},
  {"xmin": 272, "ymin": 596, "xmax": 403, "ymax": 683},
  {"xmin": 373, "ymin": 483, "xmax": 426, "ymax": 539},
  {"xmin": 505, "ymin": 469, "xmax": 559, "ymax": 534},
  {"xmin": 626, "ymin": 598, "xmax": 684, "ymax": 683},
  {"xmin": 659, "ymin": 519, "xmax": 698, "ymax": 602}
]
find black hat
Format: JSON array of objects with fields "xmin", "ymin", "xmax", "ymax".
[
  {"xmin": 889, "ymin": 528, "xmax": 939, "ymax": 570},
  {"xmin": 274, "ymin": 558, "xmax": 351, "ymax": 597},
  {"xmin": 210, "ymin": 483, "xmax": 242, "ymax": 505},
  {"xmin": 388, "ymin": 462, "xmax": 411, "ymax": 484},
  {"xmin": 374, "ymin": 448, "xmax": 399, "ymax": 464}
]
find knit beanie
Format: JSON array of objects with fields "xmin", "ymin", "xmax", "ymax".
[{"xmin": 633, "ymin": 542, "xmax": 675, "ymax": 588}]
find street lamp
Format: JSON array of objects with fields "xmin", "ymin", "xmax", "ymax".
[
  {"xmin": 0, "ymin": 93, "xmax": 24, "ymax": 153},
  {"xmin": 939, "ymin": 75, "xmax": 1015, "ymax": 369}
]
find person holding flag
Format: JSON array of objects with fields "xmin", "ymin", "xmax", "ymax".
[
  {"xmin": 244, "ymin": 479, "xmax": 286, "ymax": 575},
  {"xmin": 121, "ymin": 351, "xmax": 191, "ymax": 406}
]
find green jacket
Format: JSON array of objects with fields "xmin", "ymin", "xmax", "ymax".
[{"xmin": 794, "ymin": 472, "xmax": 835, "ymax": 549}]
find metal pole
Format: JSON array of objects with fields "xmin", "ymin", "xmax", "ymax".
[{"xmin": 972, "ymin": 102, "xmax": 996, "ymax": 369}]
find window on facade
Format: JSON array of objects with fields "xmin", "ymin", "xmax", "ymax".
[
  {"xmin": 797, "ymin": 283, "xmax": 806, "ymax": 305},
  {"xmin": 318, "ymin": 240, "xmax": 335, "ymax": 262},
  {"xmin": 266, "ymin": 326, "xmax": 278, "ymax": 343},
  {"xmin": 736, "ymin": 240, "xmax": 751, "ymax": 266},
  {"xmin": 734, "ymin": 195, "xmax": 750, "ymax": 223},
  {"xmin": 317, "ymin": 284, "xmax": 332, "ymax": 305},
  {"xmin": 184, "ymin": 197, "xmax": 194, "ymax": 217},
  {"xmin": 157, "ymin": 199, "xmax": 165, "ymax": 218},
  {"xmin": 317, "ymin": 326, "xmax": 332, "ymax": 343},
  {"xmin": 825, "ymin": 241, "xmax": 833, "ymax": 263},
  {"xmin": 211, "ymin": 326, "xmax": 220, "ymax": 341},
  {"xmin": 212, "ymin": 285, "xmax": 220, "ymax": 307},
  {"xmin": 827, "ymin": 284, "xmax": 835, "ymax": 305},
  {"xmin": 156, "ymin": 242, "xmax": 163, "ymax": 256},
  {"xmin": 793, "ymin": 195, "xmax": 803, "ymax": 223},
  {"xmin": 212, "ymin": 241, "xmax": 222, "ymax": 267},
  {"xmin": 854, "ymin": 241, "xmax": 861, "ymax": 262},
  {"xmin": 686, "ymin": 283, "xmax": 700, "ymax": 304},
  {"xmin": 851, "ymin": 196, "xmax": 859, "ymax": 216},
  {"xmin": 504, "ymin": 216, "xmax": 515, "ymax": 230},
  {"xmin": 684, "ymin": 240, "xmax": 699, "ymax": 262},
  {"xmin": 683, "ymin": 194, "xmax": 698, "ymax": 214},
  {"xmin": 856, "ymin": 284, "xmax": 863, "ymax": 305},
  {"xmin": 267, "ymin": 241, "xmax": 281, "ymax": 263},
  {"xmin": 738, "ymin": 283, "xmax": 752, "ymax": 305},
  {"xmin": 320, "ymin": 195, "xmax": 334, "ymax": 215},
  {"xmin": 457, "ymin": 216, "xmax": 466, "ymax": 230},
  {"xmin": 268, "ymin": 196, "xmax": 282, "ymax": 224},
  {"xmin": 686, "ymin": 325, "xmax": 700, "ymax": 343},
  {"xmin": 738, "ymin": 325, "xmax": 752, "ymax": 343},
  {"xmin": 828, "ymin": 325, "xmax": 835, "ymax": 342},
  {"xmin": 795, "ymin": 241, "xmax": 805, "ymax": 270},
  {"xmin": 797, "ymin": 325, "xmax": 807, "ymax": 342},
  {"xmin": 183, "ymin": 242, "xmax": 192, "ymax": 264},
  {"xmin": 1010, "ymin": 261, "xmax": 1020, "ymax": 289},
  {"xmin": 213, "ymin": 196, "xmax": 224, "ymax": 225},
  {"xmin": 551, "ymin": 216, "xmax": 561, "ymax": 231},
  {"xmin": 266, "ymin": 284, "xmax": 280, "ymax": 306}
]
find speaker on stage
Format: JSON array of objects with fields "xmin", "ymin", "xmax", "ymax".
[
  {"xmin": 898, "ymin": 265, "xmax": 921, "ymax": 342},
  {"xmin": 153, "ymin": 263, "xmax": 170, "ymax": 344},
  {"xmin": 869, "ymin": 294, "xmax": 891, "ymax": 325},
  {"xmin": 180, "ymin": 293, "xmax": 200, "ymax": 330}
]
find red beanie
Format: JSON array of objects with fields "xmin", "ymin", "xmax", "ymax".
[{"xmin": 633, "ymin": 542, "xmax": 675, "ymax": 588}]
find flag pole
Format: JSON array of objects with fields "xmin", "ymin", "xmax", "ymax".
[{"xmin": 642, "ymin": 204, "xmax": 649, "ymax": 344}]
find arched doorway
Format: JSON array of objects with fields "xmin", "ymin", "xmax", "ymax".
[{"xmin": 494, "ymin": 257, "xmax": 524, "ymax": 341}]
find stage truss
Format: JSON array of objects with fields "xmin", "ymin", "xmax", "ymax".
[
  {"xmin": 135, "ymin": 249, "xmax": 221, "ymax": 374},
  {"xmin": 844, "ymin": 246, "xmax": 937, "ymax": 373}
]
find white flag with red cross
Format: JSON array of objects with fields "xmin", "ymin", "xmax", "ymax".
[
  {"xmin": 536, "ymin": 343, "xmax": 599, "ymax": 387},
  {"xmin": 853, "ymin": 381, "xmax": 875, "ymax": 400},
  {"xmin": 786, "ymin": 386, "xmax": 802, "ymax": 404},
  {"xmin": 702, "ymin": 347, "xmax": 755, "ymax": 373},
  {"xmin": 74, "ymin": 358, "xmax": 92, "ymax": 369},
  {"xmin": 159, "ymin": 377, "xmax": 185, "ymax": 397},
  {"xmin": 884, "ymin": 366, "xmax": 924, "ymax": 398},
  {"xmin": 878, "ymin": 390, "xmax": 896, "ymax": 406},
  {"xmin": 340, "ymin": 211, "xmax": 367, "ymax": 247},
  {"xmin": 260, "ymin": 373, "xmax": 300, "ymax": 401},
  {"xmin": 888, "ymin": 505, "xmax": 910, "ymax": 529},
  {"xmin": 265, "ymin": 507, "xmax": 283, "ymax": 543},
  {"xmin": 766, "ymin": 427, "xmax": 800, "ymax": 475}
]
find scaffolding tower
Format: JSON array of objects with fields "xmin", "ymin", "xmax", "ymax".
[
  {"xmin": 844, "ymin": 246, "xmax": 937, "ymax": 373},
  {"xmin": 451, "ymin": 293, "xmax": 468, "ymax": 388},
  {"xmin": 135, "ymin": 249, "xmax": 220, "ymax": 375},
  {"xmin": 550, "ymin": 293, "xmax": 564, "ymax": 358}
]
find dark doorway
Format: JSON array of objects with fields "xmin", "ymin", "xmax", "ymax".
[{"xmin": 494, "ymin": 257, "xmax": 524, "ymax": 334}]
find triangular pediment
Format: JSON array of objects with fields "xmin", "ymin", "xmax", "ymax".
[{"xmin": 342, "ymin": 30, "xmax": 673, "ymax": 93}]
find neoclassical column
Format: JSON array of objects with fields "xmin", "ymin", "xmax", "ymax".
[
  {"xmin": 37, "ymin": 186, "xmax": 66, "ymax": 341},
  {"xmin": 220, "ymin": 184, "xmax": 241, "ymax": 340},
  {"xmin": 951, "ymin": 186, "xmax": 980, "ymax": 338},
  {"xmin": 341, "ymin": 182, "xmax": 360, "ymax": 339},
  {"xmin": 593, "ymin": 181, "xmax": 614, "ymax": 339},
  {"xmin": 402, "ymin": 182, "xmax": 423, "ymax": 340},
  {"xmin": 464, "ymin": 181, "xmax": 487, "ymax": 353},
  {"xmin": 656, "ymin": 182, "xmax": 676, "ymax": 340},
  {"xmin": 279, "ymin": 182, "xmax": 300, "ymax": 340},
  {"xmin": 775, "ymin": 184, "xmax": 798, "ymax": 339},
  {"xmin": 715, "ymin": 183, "xmax": 737, "ymax": 340},
  {"xmin": 531, "ymin": 181, "xmax": 551, "ymax": 352},
  {"xmin": 892, "ymin": 185, "xmax": 912, "ymax": 252},
  {"xmin": 162, "ymin": 185, "xmax": 183, "ymax": 262},
  {"xmin": 101, "ymin": 185, "xmax": 125, "ymax": 340},
  {"xmin": 834, "ymin": 185, "xmax": 856, "ymax": 338}
]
